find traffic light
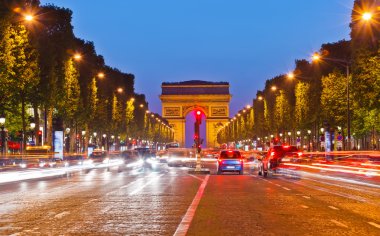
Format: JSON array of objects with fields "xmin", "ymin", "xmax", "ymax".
[
  {"xmin": 37, "ymin": 130, "xmax": 42, "ymax": 144},
  {"xmin": 195, "ymin": 110, "xmax": 202, "ymax": 124}
]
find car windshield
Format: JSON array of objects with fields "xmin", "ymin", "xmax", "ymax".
[{"xmin": 220, "ymin": 151, "xmax": 241, "ymax": 159}]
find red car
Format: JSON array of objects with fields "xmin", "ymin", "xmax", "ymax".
[{"xmin": 258, "ymin": 145, "xmax": 301, "ymax": 177}]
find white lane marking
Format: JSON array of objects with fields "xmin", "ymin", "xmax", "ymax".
[
  {"xmin": 328, "ymin": 206, "xmax": 339, "ymax": 210},
  {"xmin": 301, "ymin": 205, "xmax": 309, "ymax": 209},
  {"xmin": 268, "ymin": 181, "xmax": 273, "ymax": 183},
  {"xmin": 275, "ymin": 184, "xmax": 281, "ymax": 187},
  {"xmin": 174, "ymin": 175, "xmax": 210, "ymax": 236},
  {"xmin": 129, "ymin": 174, "xmax": 164, "ymax": 195},
  {"xmin": 54, "ymin": 211, "xmax": 70, "ymax": 219},
  {"xmin": 282, "ymin": 187, "xmax": 291, "ymax": 191},
  {"xmin": 303, "ymin": 196, "xmax": 311, "ymax": 199},
  {"xmin": 188, "ymin": 174, "xmax": 204, "ymax": 182},
  {"xmin": 368, "ymin": 222, "xmax": 380, "ymax": 229},
  {"xmin": 331, "ymin": 220, "xmax": 348, "ymax": 228}
]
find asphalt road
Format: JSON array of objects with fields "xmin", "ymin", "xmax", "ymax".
[{"xmin": 0, "ymin": 161, "xmax": 379, "ymax": 235}]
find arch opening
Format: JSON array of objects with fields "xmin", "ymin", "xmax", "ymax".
[{"xmin": 185, "ymin": 110, "xmax": 206, "ymax": 148}]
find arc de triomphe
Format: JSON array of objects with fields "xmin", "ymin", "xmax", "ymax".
[{"xmin": 160, "ymin": 80, "xmax": 231, "ymax": 148}]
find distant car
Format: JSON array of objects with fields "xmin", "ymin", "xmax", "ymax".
[
  {"xmin": 167, "ymin": 149, "xmax": 192, "ymax": 167},
  {"xmin": 89, "ymin": 149, "xmax": 108, "ymax": 163},
  {"xmin": 217, "ymin": 150, "xmax": 244, "ymax": 175},
  {"xmin": 258, "ymin": 145, "xmax": 301, "ymax": 177},
  {"xmin": 121, "ymin": 150, "xmax": 140, "ymax": 164}
]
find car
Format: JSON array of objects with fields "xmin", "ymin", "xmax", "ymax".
[
  {"xmin": 258, "ymin": 145, "xmax": 301, "ymax": 177},
  {"xmin": 217, "ymin": 150, "xmax": 244, "ymax": 175},
  {"xmin": 167, "ymin": 148, "xmax": 192, "ymax": 167},
  {"xmin": 89, "ymin": 149, "xmax": 108, "ymax": 163}
]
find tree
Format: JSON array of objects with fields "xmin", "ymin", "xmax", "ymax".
[
  {"xmin": 58, "ymin": 58, "xmax": 80, "ymax": 152},
  {"xmin": 294, "ymin": 81, "xmax": 311, "ymax": 129},
  {"xmin": 320, "ymin": 71, "xmax": 347, "ymax": 129},
  {"xmin": 274, "ymin": 90, "xmax": 291, "ymax": 133},
  {"xmin": 35, "ymin": 5, "xmax": 76, "ymax": 147},
  {"xmin": 0, "ymin": 22, "xmax": 40, "ymax": 151},
  {"xmin": 125, "ymin": 99, "xmax": 135, "ymax": 138}
]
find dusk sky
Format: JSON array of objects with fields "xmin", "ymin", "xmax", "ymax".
[{"xmin": 40, "ymin": 0, "xmax": 353, "ymax": 116}]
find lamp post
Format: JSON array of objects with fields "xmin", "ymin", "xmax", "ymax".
[
  {"xmin": 312, "ymin": 53, "xmax": 351, "ymax": 150},
  {"xmin": 103, "ymin": 134, "xmax": 107, "ymax": 151},
  {"xmin": 0, "ymin": 117, "xmax": 5, "ymax": 155},
  {"xmin": 287, "ymin": 132, "xmax": 292, "ymax": 145},
  {"xmin": 296, "ymin": 130, "xmax": 301, "ymax": 148},
  {"xmin": 307, "ymin": 130, "xmax": 311, "ymax": 152},
  {"xmin": 30, "ymin": 122, "xmax": 36, "ymax": 145},
  {"xmin": 93, "ymin": 132, "xmax": 97, "ymax": 148},
  {"xmin": 81, "ymin": 130, "xmax": 86, "ymax": 153}
]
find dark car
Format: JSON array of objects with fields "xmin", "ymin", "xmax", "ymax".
[
  {"xmin": 89, "ymin": 149, "xmax": 108, "ymax": 163},
  {"xmin": 258, "ymin": 145, "xmax": 301, "ymax": 177},
  {"xmin": 217, "ymin": 150, "xmax": 244, "ymax": 175}
]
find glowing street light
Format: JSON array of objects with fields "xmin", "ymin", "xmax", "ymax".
[
  {"xmin": 312, "ymin": 53, "xmax": 321, "ymax": 62},
  {"xmin": 257, "ymin": 96, "xmax": 263, "ymax": 101},
  {"xmin": 97, "ymin": 72, "xmax": 105, "ymax": 79},
  {"xmin": 271, "ymin": 86, "xmax": 277, "ymax": 91},
  {"xmin": 24, "ymin": 14, "xmax": 34, "ymax": 21},
  {"xmin": 362, "ymin": 12, "xmax": 373, "ymax": 21},
  {"xmin": 73, "ymin": 54, "xmax": 82, "ymax": 61},
  {"xmin": 287, "ymin": 72, "xmax": 295, "ymax": 79},
  {"xmin": 117, "ymin": 87, "xmax": 123, "ymax": 93}
]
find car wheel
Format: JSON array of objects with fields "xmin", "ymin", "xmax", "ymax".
[
  {"xmin": 263, "ymin": 168, "xmax": 268, "ymax": 177},
  {"xmin": 258, "ymin": 165, "xmax": 262, "ymax": 176}
]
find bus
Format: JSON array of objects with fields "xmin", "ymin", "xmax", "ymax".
[{"xmin": 165, "ymin": 142, "xmax": 180, "ymax": 150}]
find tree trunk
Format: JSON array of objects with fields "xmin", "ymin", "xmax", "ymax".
[
  {"xmin": 46, "ymin": 107, "xmax": 53, "ymax": 147},
  {"xmin": 21, "ymin": 95, "xmax": 26, "ymax": 154}
]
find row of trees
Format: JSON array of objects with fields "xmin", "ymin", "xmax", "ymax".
[
  {"xmin": 218, "ymin": 0, "xmax": 380, "ymax": 150},
  {"xmin": 0, "ymin": 0, "xmax": 173, "ymax": 153}
]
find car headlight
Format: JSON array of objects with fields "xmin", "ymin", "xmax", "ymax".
[
  {"xmin": 83, "ymin": 159, "xmax": 93, "ymax": 165},
  {"xmin": 39, "ymin": 162, "xmax": 45, "ymax": 168},
  {"xmin": 20, "ymin": 163, "xmax": 27, "ymax": 168}
]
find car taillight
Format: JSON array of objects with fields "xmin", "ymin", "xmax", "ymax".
[
  {"xmin": 218, "ymin": 159, "xmax": 222, "ymax": 164},
  {"xmin": 298, "ymin": 152, "xmax": 303, "ymax": 157}
]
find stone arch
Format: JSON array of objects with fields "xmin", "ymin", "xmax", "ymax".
[{"xmin": 160, "ymin": 80, "xmax": 231, "ymax": 148}]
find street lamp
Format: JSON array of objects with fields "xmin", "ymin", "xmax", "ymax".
[
  {"xmin": 93, "ymin": 132, "xmax": 97, "ymax": 148},
  {"xmin": 362, "ymin": 12, "xmax": 373, "ymax": 21},
  {"xmin": 288, "ymin": 132, "xmax": 292, "ymax": 145},
  {"xmin": 30, "ymin": 122, "xmax": 36, "ymax": 145},
  {"xmin": 312, "ymin": 53, "xmax": 351, "ymax": 150},
  {"xmin": 24, "ymin": 14, "xmax": 34, "ymax": 21},
  {"xmin": 73, "ymin": 53, "xmax": 82, "ymax": 61},
  {"xmin": 81, "ymin": 130, "xmax": 86, "ymax": 153},
  {"xmin": 0, "ymin": 117, "xmax": 5, "ymax": 155},
  {"xmin": 307, "ymin": 130, "xmax": 311, "ymax": 151},
  {"xmin": 97, "ymin": 72, "xmax": 105, "ymax": 79}
]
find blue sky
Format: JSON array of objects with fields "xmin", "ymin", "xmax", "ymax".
[{"xmin": 41, "ymin": 0, "xmax": 353, "ymax": 116}]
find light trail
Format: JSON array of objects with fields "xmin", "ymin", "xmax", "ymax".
[
  {"xmin": 283, "ymin": 163, "xmax": 380, "ymax": 176},
  {"xmin": 312, "ymin": 163, "xmax": 380, "ymax": 172}
]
